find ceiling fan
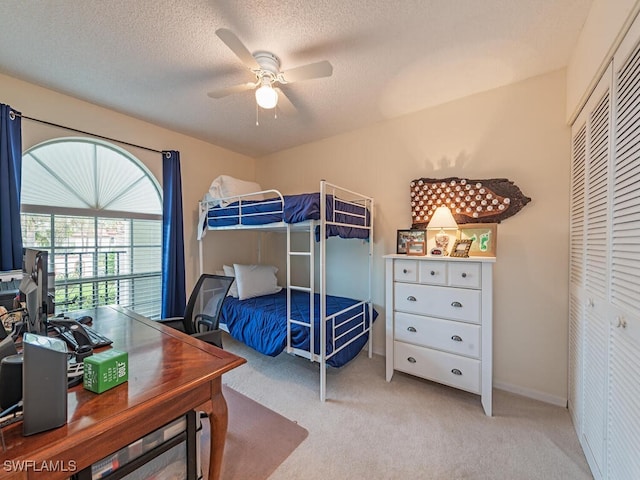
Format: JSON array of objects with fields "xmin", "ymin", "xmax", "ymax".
[{"xmin": 208, "ymin": 28, "xmax": 333, "ymax": 112}]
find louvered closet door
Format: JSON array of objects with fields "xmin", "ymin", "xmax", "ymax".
[
  {"xmin": 568, "ymin": 120, "xmax": 586, "ymax": 437},
  {"xmin": 582, "ymin": 67, "xmax": 612, "ymax": 480},
  {"xmin": 608, "ymin": 22, "xmax": 640, "ymax": 480}
]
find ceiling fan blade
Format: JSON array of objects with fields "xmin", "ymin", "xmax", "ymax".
[
  {"xmin": 281, "ymin": 60, "xmax": 333, "ymax": 83},
  {"xmin": 274, "ymin": 87, "xmax": 297, "ymax": 115},
  {"xmin": 215, "ymin": 28, "xmax": 261, "ymax": 70},
  {"xmin": 207, "ymin": 82, "xmax": 256, "ymax": 99}
]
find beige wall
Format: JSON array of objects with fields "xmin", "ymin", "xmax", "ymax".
[
  {"xmin": 0, "ymin": 73, "xmax": 256, "ymax": 294},
  {"xmin": 257, "ymin": 69, "xmax": 571, "ymax": 404},
  {"xmin": 566, "ymin": 0, "xmax": 640, "ymax": 123}
]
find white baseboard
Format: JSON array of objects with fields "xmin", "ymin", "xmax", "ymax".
[{"xmin": 493, "ymin": 381, "xmax": 567, "ymax": 407}]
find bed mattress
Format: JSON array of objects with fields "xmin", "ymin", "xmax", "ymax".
[
  {"xmin": 220, "ymin": 289, "xmax": 377, "ymax": 367},
  {"xmin": 206, "ymin": 193, "xmax": 370, "ymax": 239}
]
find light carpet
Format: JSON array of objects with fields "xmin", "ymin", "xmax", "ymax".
[{"xmin": 220, "ymin": 334, "xmax": 593, "ymax": 480}]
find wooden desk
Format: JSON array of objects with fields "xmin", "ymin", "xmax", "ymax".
[{"xmin": 0, "ymin": 306, "xmax": 245, "ymax": 479}]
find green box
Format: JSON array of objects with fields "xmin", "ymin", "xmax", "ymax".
[{"xmin": 83, "ymin": 349, "xmax": 128, "ymax": 393}]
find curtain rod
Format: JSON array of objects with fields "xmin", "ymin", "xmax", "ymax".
[{"xmin": 15, "ymin": 112, "xmax": 164, "ymax": 155}]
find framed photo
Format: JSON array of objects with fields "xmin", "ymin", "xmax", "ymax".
[
  {"xmin": 406, "ymin": 240, "xmax": 426, "ymax": 256},
  {"xmin": 450, "ymin": 239, "xmax": 473, "ymax": 258},
  {"xmin": 426, "ymin": 229, "xmax": 456, "ymax": 256},
  {"xmin": 397, "ymin": 229, "xmax": 426, "ymax": 254},
  {"xmin": 457, "ymin": 223, "xmax": 498, "ymax": 257}
]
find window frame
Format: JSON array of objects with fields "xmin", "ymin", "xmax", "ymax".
[{"xmin": 20, "ymin": 138, "xmax": 163, "ymax": 319}]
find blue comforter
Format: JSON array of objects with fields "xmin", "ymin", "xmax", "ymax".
[
  {"xmin": 220, "ymin": 289, "xmax": 378, "ymax": 367},
  {"xmin": 206, "ymin": 193, "xmax": 370, "ymax": 239}
]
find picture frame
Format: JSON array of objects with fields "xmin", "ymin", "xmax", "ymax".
[
  {"xmin": 406, "ymin": 240, "xmax": 426, "ymax": 256},
  {"xmin": 450, "ymin": 239, "xmax": 473, "ymax": 258},
  {"xmin": 457, "ymin": 223, "xmax": 498, "ymax": 257},
  {"xmin": 397, "ymin": 229, "xmax": 426, "ymax": 254},
  {"xmin": 426, "ymin": 229, "xmax": 456, "ymax": 256}
]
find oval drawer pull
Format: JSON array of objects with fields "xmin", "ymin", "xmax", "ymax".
[
  {"xmin": 461, "ymin": 272, "xmax": 467, "ymax": 278},
  {"xmin": 451, "ymin": 301, "xmax": 462, "ymax": 308},
  {"xmin": 451, "ymin": 369, "xmax": 462, "ymax": 376},
  {"xmin": 430, "ymin": 270, "xmax": 436, "ymax": 276},
  {"xmin": 407, "ymin": 295, "xmax": 417, "ymax": 302},
  {"xmin": 407, "ymin": 326, "xmax": 417, "ymax": 333},
  {"xmin": 407, "ymin": 357, "xmax": 417, "ymax": 364},
  {"xmin": 403, "ymin": 269, "xmax": 409, "ymax": 274},
  {"xmin": 451, "ymin": 335, "xmax": 462, "ymax": 342}
]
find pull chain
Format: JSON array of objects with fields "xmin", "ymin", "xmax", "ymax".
[{"xmin": 255, "ymin": 103, "xmax": 279, "ymax": 126}]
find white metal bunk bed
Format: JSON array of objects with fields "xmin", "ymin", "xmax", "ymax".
[{"xmin": 197, "ymin": 179, "xmax": 374, "ymax": 401}]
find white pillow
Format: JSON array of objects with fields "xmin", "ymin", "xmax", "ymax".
[
  {"xmin": 222, "ymin": 265, "xmax": 238, "ymax": 298},
  {"xmin": 208, "ymin": 175, "xmax": 265, "ymax": 206},
  {"xmin": 233, "ymin": 264, "xmax": 281, "ymax": 301}
]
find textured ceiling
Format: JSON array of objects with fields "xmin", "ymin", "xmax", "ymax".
[{"xmin": 0, "ymin": 0, "xmax": 592, "ymax": 157}]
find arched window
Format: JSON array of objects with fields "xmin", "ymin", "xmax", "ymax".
[{"xmin": 20, "ymin": 138, "xmax": 163, "ymax": 318}]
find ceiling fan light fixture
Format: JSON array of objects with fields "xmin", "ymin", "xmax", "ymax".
[
  {"xmin": 210, "ymin": 30, "xmax": 332, "ymax": 115},
  {"xmin": 255, "ymin": 83, "xmax": 278, "ymax": 109}
]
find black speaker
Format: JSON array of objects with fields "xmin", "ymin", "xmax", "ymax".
[
  {"xmin": 0, "ymin": 354, "xmax": 23, "ymax": 410},
  {"xmin": 22, "ymin": 333, "xmax": 67, "ymax": 436}
]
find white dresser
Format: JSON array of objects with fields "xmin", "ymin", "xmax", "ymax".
[{"xmin": 384, "ymin": 254, "xmax": 495, "ymax": 416}]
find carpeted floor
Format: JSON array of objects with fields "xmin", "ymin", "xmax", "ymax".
[
  {"xmin": 220, "ymin": 333, "xmax": 593, "ymax": 480},
  {"xmin": 200, "ymin": 385, "xmax": 308, "ymax": 480}
]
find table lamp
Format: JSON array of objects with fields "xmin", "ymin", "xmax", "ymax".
[{"xmin": 427, "ymin": 206, "xmax": 458, "ymax": 255}]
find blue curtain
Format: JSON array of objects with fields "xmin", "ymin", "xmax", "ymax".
[
  {"xmin": 0, "ymin": 104, "xmax": 23, "ymax": 271},
  {"xmin": 161, "ymin": 150, "xmax": 186, "ymax": 317}
]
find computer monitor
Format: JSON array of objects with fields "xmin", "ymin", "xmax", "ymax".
[{"xmin": 19, "ymin": 248, "xmax": 52, "ymax": 335}]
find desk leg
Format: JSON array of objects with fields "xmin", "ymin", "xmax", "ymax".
[{"xmin": 208, "ymin": 377, "xmax": 228, "ymax": 480}]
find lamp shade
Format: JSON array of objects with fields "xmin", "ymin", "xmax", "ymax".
[{"xmin": 427, "ymin": 206, "xmax": 458, "ymax": 230}]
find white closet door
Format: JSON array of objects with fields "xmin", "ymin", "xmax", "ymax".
[
  {"xmin": 568, "ymin": 120, "xmax": 586, "ymax": 435},
  {"xmin": 607, "ymin": 320, "xmax": 640, "ymax": 480},
  {"xmin": 608, "ymin": 23, "xmax": 640, "ymax": 480},
  {"xmin": 582, "ymin": 67, "xmax": 612, "ymax": 480},
  {"xmin": 611, "ymin": 6, "xmax": 640, "ymax": 320}
]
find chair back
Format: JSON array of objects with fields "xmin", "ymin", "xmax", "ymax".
[{"xmin": 183, "ymin": 274, "xmax": 234, "ymax": 335}]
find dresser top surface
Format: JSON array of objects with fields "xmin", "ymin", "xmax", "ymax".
[{"xmin": 383, "ymin": 254, "xmax": 496, "ymax": 263}]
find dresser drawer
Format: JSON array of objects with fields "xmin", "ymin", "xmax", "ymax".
[
  {"xmin": 394, "ymin": 342, "xmax": 481, "ymax": 394},
  {"xmin": 394, "ymin": 312, "xmax": 481, "ymax": 358},
  {"xmin": 418, "ymin": 261, "xmax": 447, "ymax": 285},
  {"xmin": 394, "ymin": 283, "xmax": 481, "ymax": 323},
  {"xmin": 448, "ymin": 262, "xmax": 481, "ymax": 289},
  {"xmin": 394, "ymin": 259, "xmax": 418, "ymax": 282}
]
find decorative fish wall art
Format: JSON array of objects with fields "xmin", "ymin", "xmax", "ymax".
[{"xmin": 410, "ymin": 177, "xmax": 531, "ymax": 228}]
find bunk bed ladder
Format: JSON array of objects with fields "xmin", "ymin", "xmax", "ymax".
[
  {"xmin": 285, "ymin": 219, "xmax": 318, "ymax": 380},
  {"xmin": 285, "ymin": 183, "xmax": 326, "ymax": 401}
]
